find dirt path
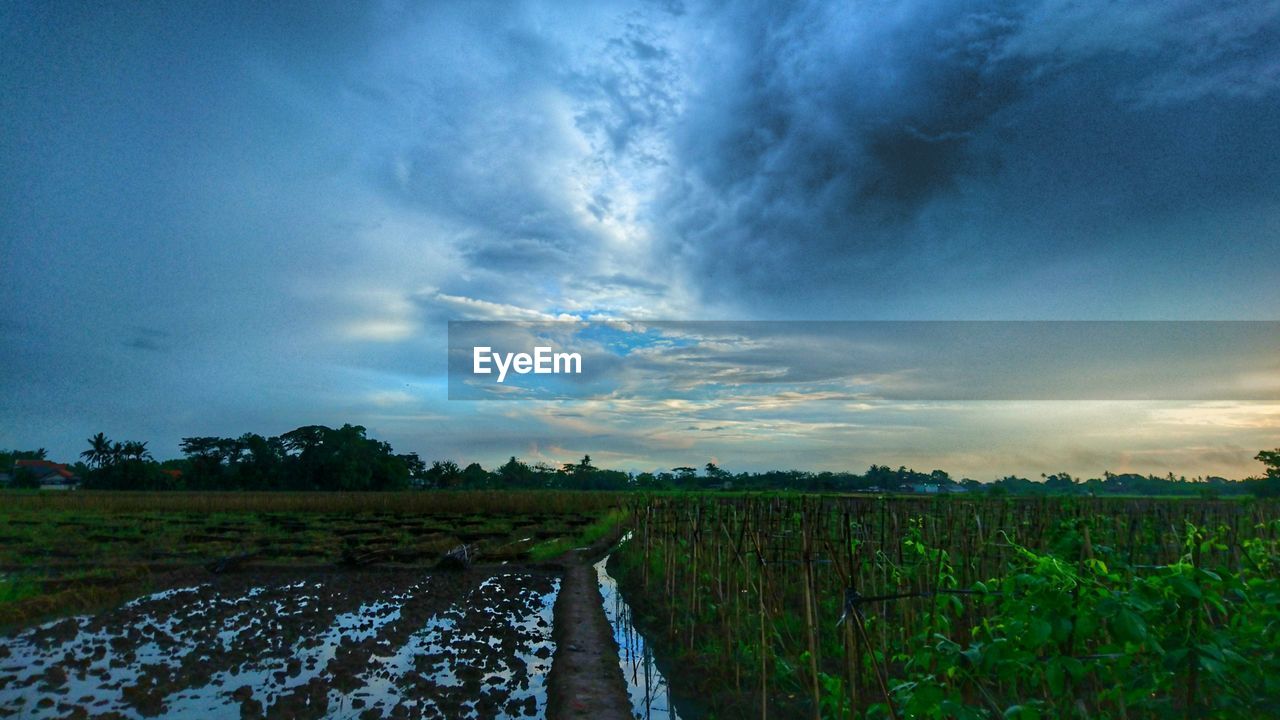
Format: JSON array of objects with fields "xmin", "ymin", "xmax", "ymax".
[{"xmin": 547, "ymin": 549, "xmax": 632, "ymax": 720}]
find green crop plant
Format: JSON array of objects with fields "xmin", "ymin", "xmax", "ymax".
[
  {"xmin": 527, "ymin": 508, "xmax": 628, "ymax": 561},
  {"xmin": 612, "ymin": 495, "xmax": 1280, "ymax": 719}
]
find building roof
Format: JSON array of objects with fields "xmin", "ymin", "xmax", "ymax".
[{"xmin": 14, "ymin": 459, "xmax": 77, "ymax": 480}]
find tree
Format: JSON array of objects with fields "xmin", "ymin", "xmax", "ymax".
[
  {"xmin": 634, "ymin": 471, "xmax": 663, "ymax": 489},
  {"xmin": 672, "ymin": 467, "xmax": 698, "ymax": 487},
  {"xmin": 81, "ymin": 437, "xmax": 162, "ymax": 490},
  {"xmin": 461, "ymin": 462, "xmax": 489, "ymax": 487},
  {"xmin": 1257, "ymin": 449, "xmax": 1280, "ymax": 477},
  {"xmin": 498, "ymin": 456, "xmax": 534, "ymax": 488},
  {"xmin": 1252, "ymin": 449, "xmax": 1280, "ymax": 498},
  {"xmin": 1043, "ymin": 472, "xmax": 1078, "ymax": 494},
  {"xmin": 426, "ymin": 460, "xmax": 462, "ymax": 489},
  {"xmin": 0, "ymin": 448, "xmax": 48, "ymax": 483},
  {"xmin": 280, "ymin": 425, "xmax": 326, "ymax": 456},
  {"xmin": 180, "ymin": 436, "xmax": 227, "ymax": 489},
  {"xmin": 122, "ymin": 440, "xmax": 151, "ymax": 462},
  {"xmin": 81, "ymin": 433, "xmax": 113, "ymax": 469},
  {"xmin": 558, "ymin": 455, "xmax": 604, "ymax": 489},
  {"xmin": 9, "ymin": 465, "xmax": 41, "ymax": 489},
  {"xmin": 398, "ymin": 452, "xmax": 427, "ymax": 487},
  {"xmin": 563, "ymin": 455, "xmax": 595, "ymax": 476}
]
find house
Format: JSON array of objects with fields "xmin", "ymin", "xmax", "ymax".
[
  {"xmin": 910, "ymin": 483, "xmax": 941, "ymax": 494},
  {"xmin": 13, "ymin": 460, "xmax": 80, "ymax": 490}
]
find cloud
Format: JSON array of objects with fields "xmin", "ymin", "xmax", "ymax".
[
  {"xmin": 2, "ymin": 0, "xmax": 1278, "ymax": 480},
  {"xmin": 652, "ymin": 0, "xmax": 1280, "ymax": 315},
  {"xmin": 1149, "ymin": 402, "xmax": 1280, "ymax": 430},
  {"xmin": 419, "ymin": 292, "xmax": 575, "ymax": 322},
  {"xmin": 997, "ymin": 0, "xmax": 1280, "ymax": 105}
]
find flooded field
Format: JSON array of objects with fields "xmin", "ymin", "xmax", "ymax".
[{"xmin": 0, "ymin": 569, "xmax": 558, "ymax": 719}]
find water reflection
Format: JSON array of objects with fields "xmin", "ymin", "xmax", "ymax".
[
  {"xmin": 0, "ymin": 573, "xmax": 557, "ymax": 719},
  {"xmin": 594, "ymin": 554, "xmax": 688, "ymax": 720}
]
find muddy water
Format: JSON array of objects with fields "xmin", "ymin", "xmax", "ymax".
[
  {"xmin": 0, "ymin": 570, "xmax": 557, "ymax": 719},
  {"xmin": 594, "ymin": 555, "xmax": 690, "ymax": 720}
]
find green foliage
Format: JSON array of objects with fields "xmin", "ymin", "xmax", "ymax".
[
  {"xmin": 1251, "ymin": 449, "xmax": 1280, "ymax": 497},
  {"xmin": 77, "ymin": 425, "xmax": 420, "ymax": 491},
  {"xmin": 0, "ymin": 448, "xmax": 52, "ymax": 489},
  {"xmin": 527, "ymin": 508, "xmax": 627, "ymax": 561},
  {"xmin": 0, "ymin": 575, "xmax": 39, "ymax": 605},
  {"xmin": 9, "ymin": 467, "xmax": 41, "ymax": 489},
  {"xmin": 615, "ymin": 495, "xmax": 1280, "ymax": 719},
  {"xmin": 0, "ymin": 447, "xmax": 47, "ymax": 468}
]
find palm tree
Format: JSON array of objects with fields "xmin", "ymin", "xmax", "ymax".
[
  {"xmin": 80, "ymin": 433, "xmax": 113, "ymax": 469},
  {"xmin": 122, "ymin": 441, "xmax": 151, "ymax": 462}
]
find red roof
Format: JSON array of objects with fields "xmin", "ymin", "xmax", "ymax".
[{"xmin": 15, "ymin": 459, "xmax": 76, "ymax": 480}]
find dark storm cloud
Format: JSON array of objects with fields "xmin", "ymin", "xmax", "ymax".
[
  {"xmin": 565, "ymin": 17, "xmax": 683, "ymax": 156},
  {"xmin": 659, "ymin": 0, "xmax": 1280, "ymax": 314},
  {"xmin": 2, "ymin": 0, "xmax": 1277, "ymax": 478}
]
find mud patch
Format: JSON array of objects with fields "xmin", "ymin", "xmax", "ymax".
[{"xmin": 0, "ymin": 569, "xmax": 558, "ymax": 719}]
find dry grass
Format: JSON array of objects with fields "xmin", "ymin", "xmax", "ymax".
[{"xmin": 0, "ymin": 490, "xmax": 625, "ymax": 515}]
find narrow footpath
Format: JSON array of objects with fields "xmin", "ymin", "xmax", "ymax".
[{"xmin": 546, "ymin": 548, "xmax": 632, "ymax": 720}]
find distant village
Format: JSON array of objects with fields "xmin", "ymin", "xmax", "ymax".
[{"xmin": 0, "ymin": 458, "xmax": 81, "ymax": 490}]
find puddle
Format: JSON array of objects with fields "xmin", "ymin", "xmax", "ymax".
[
  {"xmin": 594, "ymin": 552, "xmax": 689, "ymax": 720},
  {"xmin": 0, "ymin": 571, "xmax": 557, "ymax": 719},
  {"xmin": 342, "ymin": 574, "xmax": 558, "ymax": 718}
]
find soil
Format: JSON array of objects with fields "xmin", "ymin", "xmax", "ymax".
[
  {"xmin": 0, "ymin": 567, "xmax": 559, "ymax": 719},
  {"xmin": 0, "ymin": 523, "xmax": 642, "ymax": 719},
  {"xmin": 547, "ymin": 548, "xmax": 632, "ymax": 720}
]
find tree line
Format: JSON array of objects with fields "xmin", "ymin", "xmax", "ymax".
[
  {"xmin": 2, "ymin": 429, "xmax": 1278, "ymax": 496},
  {"xmin": 73, "ymin": 425, "xmax": 424, "ymax": 491}
]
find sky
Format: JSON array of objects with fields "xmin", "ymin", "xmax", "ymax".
[{"xmin": 2, "ymin": 0, "xmax": 1279, "ymax": 480}]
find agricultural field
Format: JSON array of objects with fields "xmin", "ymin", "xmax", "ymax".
[
  {"xmin": 0, "ymin": 491, "xmax": 628, "ymax": 719},
  {"xmin": 3, "ymin": 491, "xmax": 1280, "ymax": 719},
  {"xmin": 1, "ymin": 570, "xmax": 558, "ymax": 719},
  {"xmin": 609, "ymin": 495, "xmax": 1280, "ymax": 719},
  {"xmin": 0, "ymin": 491, "xmax": 622, "ymax": 628}
]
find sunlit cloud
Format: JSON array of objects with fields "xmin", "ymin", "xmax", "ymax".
[{"xmin": 1148, "ymin": 402, "xmax": 1280, "ymax": 430}]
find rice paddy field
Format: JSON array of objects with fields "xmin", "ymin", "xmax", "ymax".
[
  {"xmin": 3, "ymin": 491, "xmax": 1280, "ymax": 719},
  {"xmin": 0, "ymin": 492, "xmax": 621, "ymax": 626},
  {"xmin": 0, "ymin": 491, "xmax": 628, "ymax": 720}
]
